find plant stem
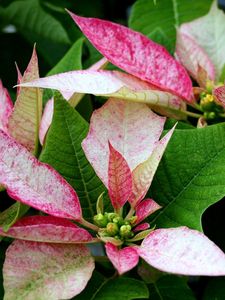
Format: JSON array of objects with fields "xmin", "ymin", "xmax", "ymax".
[
  {"xmin": 125, "ymin": 207, "xmax": 135, "ymax": 220},
  {"xmin": 80, "ymin": 218, "xmax": 99, "ymax": 232}
]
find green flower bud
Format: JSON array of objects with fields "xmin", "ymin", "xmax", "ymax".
[
  {"xmin": 200, "ymin": 94, "xmax": 215, "ymax": 112},
  {"xmin": 112, "ymin": 216, "xmax": 124, "ymax": 226},
  {"xmin": 93, "ymin": 213, "xmax": 108, "ymax": 228},
  {"xmin": 204, "ymin": 111, "xmax": 216, "ymax": 120},
  {"xmin": 206, "ymin": 81, "xmax": 213, "ymax": 93},
  {"xmin": 120, "ymin": 224, "xmax": 133, "ymax": 238},
  {"xmin": 106, "ymin": 213, "xmax": 118, "ymax": 222},
  {"xmin": 106, "ymin": 222, "xmax": 119, "ymax": 236}
]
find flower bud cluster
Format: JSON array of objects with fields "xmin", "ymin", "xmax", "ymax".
[{"xmin": 93, "ymin": 212, "xmax": 136, "ymax": 240}]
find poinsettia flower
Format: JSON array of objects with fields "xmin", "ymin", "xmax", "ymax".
[
  {"xmin": 175, "ymin": 1, "xmax": 225, "ymax": 117},
  {"xmin": 1, "ymin": 97, "xmax": 225, "ymax": 299},
  {"xmin": 17, "ymin": 12, "xmax": 194, "ymax": 119}
]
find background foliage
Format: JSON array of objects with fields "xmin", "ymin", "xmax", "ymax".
[{"xmin": 1, "ymin": 0, "xmax": 225, "ymax": 299}]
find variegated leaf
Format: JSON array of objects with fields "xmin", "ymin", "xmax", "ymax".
[
  {"xmin": 3, "ymin": 240, "xmax": 95, "ymax": 300},
  {"xmin": 82, "ymin": 98, "xmax": 165, "ymax": 187},
  {"xmin": 138, "ymin": 227, "xmax": 225, "ymax": 276},
  {"xmin": 69, "ymin": 12, "xmax": 193, "ymax": 101},
  {"xmin": 0, "ymin": 130, "xmax": 82, "ymax": 220},
  {"xmin": 8, "ymin": 47, "xmax": 42, "ymax": 154}
]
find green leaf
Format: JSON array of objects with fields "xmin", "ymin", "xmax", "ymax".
[
  {"xmin": 150, "ymin": 123, "xmax": 225, "ymax": 230},
  {"xmin": 203, "ymin": 277, "xmax": 225, "ymax": 300},
  {"xmin": 73, "ymin": 271, "xmax": 105, "ymax": 300},
  {"xmin": 148, "ymin": 275, "xmax": 195, "ymax": 300},
  {"xmin": 129, "ymin": 0, "xmax": 212, "ymax": 51},
  {"xmin": 2, "ymin": 0, "xmax": 70, "ymax": 45},
  {"xmin": 39, "ymin": 97, "xmax": 106, "ymax": 221},
  {"xmin": 91, "ymin": 277, "xmax": 149, "ymax": 300},
  {"xmin": 0, "ymin": 202, "xmax": 29, "ymax": 232},
  {"xmin": 47, "ymin": 37, "xmax": 84, "ymax": 76},
  {"xmin": 43, "ymin": 37, "xmax": 84, "ymax": 103}
]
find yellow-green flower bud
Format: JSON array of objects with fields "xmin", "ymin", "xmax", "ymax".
[
  {"xmin": 106, "ymin": 222, "xmax": 119, "ymax": 236},
  {"xmin": 120, "ymin": 224, "xmax": 133, "ymax": 238},
  {"xmin": 129, "ymin": 216, "xmax": 138, "ymax": 225},
  {"xmin": 106, "ymin": 213, "xmax": 118, "ymax": 222},
  {"xmin": 93, "ymin": 213, "xmax": 108, "ymax": 228}
]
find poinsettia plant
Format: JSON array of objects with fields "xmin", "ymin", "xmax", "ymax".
[{"xmin": 0, "ymin": 0, "xmax": 225, "ymax": 299}]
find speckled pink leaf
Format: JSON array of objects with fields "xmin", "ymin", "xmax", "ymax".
[
  {"xmin": 175, "ymin": 30, "xmax": 215, "ymax": 81},
  {"xmin": 3, "ymin": 240, "xmax": 95, "ymax": 300},
  {"xmin": 18, "ymin": 70, "xmax": 184, "ymax": 111},
  {"xmin": 0, "ymin": 80, "xmax": 13, "ymax": 133},
  {"xmin": 0, "ymin": 215, "xmax": 93, "ymax": 243},
  {"xmin": 180, "ymin": 2, "xmax": 225, "ymax": 80},
  {"xmin": 8, "ymin": 47, "xmax": 42, "ymax": 154},
  {"xmin": 135, "ymin": 199, "xmax": 161, "ymax": 225},
  {"xmin": 82, "ymin": 98, "xmax": 165, "ymax": 187},
  {"xmin": 105, "ymin": 243, "xmax": 139, "ymax": 275},
  {"xmin": 69, "ymin": 12, "xmax": 193, "ymax": 101},
  {"xmin": 0, "ymin": 130, "xmax": 82, "ymax": 220},
  {"xmin": 130, "ymin": 126, "xmax": 175, "ymax": 207},
  {"xmin": 138, "ymin": 227, "xmax": 225, "ymax": 276},
  {"xmin": 108, "ymin": 142, "xmax": 132, "ymax": 211},
  {"xmin": 133, "ymin": 223, "xmax": 150, "ymax": 232},
  {"xmin": 214, "ymin": 85, "xmax": 225, "ymax": 107},
  {"xmin": 39, "ymin": 98, "xmax": 54, "ymax": 145}
]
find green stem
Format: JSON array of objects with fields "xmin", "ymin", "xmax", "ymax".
[
  {"xmin": 180, "ymin": 109, "xmax": 202, "ymax": 118},
  {"xmin": 80, "ymin": 218, "xmax": 99, "ymax": 232}
]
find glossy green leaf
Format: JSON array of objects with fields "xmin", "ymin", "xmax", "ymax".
[
  {"xmin": 47, "ymin": 37, "xmax": 84, "ymax": 76},
  {"xmin": 150, "ymin": 123, "xmax": 225, "ymax": 230},
  {"xmin": 129, "ymin": 0, "xmax": 212, "ymax": 51},
  {"xmin": 43, "ymin": 37, "xmax": 84, "ymax": 103},
  {"xmin": 148, "ymin": 275, "xmax": 195, "ymax": 300},
  {"xmin": 91, "ymin": 277, "xmax": 149, "ymax": 300},
  {"xmin": 39, "ymin": 97, "xmax": 106, "ymax": 221},
  {"xmin": 0, "ymin": 202, "xmax": 29, "ymax": 232},
  {"xmin": 2, "ymin": 0, "xmax": 70, "ymax": 45}
]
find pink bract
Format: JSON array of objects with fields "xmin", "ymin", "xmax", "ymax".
[
  {"xmin": 0, "ymin": 215, "xmax": 93, "ymax": 243},
  {"xmin": 108, "ymin": 142, "xmax": 133, "ymax": 211},
  {"xmin": 69, "ymin": 12, "xmax": 193, "ymax": 101},
  {"xmin": 214, "ymin": 85, "xmax": 225, "ymax": 107},
  {"xmin": 0, "ymin": 130, "xmax": 82, "ymax": 220},
  {"xmin": 105, "ymin": 243, "xmax": 139, "ymax": 275},
  {"xmin": 3, "ymin": 240, "xmax": 95, "ymax": 300},
  {"xmin": 82, "ymin": 99, "xmax": 165, "ymax": 187},
  {"xmin": 138, "ymin": 227, "xmax": 225, "ymax": 276}
]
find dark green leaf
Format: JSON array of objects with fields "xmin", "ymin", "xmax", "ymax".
[
  {"xmin": 39, "ymin": 98, "xmax": 106, "ymax": 220},
  {"xmin": 0, "ymin": 202, "xmax": 29, "ymax": 232},
  {"xmin": 149, "ymin": 275, "xmax": 195, "ymax": 300},
  {"xmin": 219, "ymin": 64, "xmax": 225, "ymax": 83},
  {"xmin": 150, "ymin": 123, "xmax": 225, "ymax": 230},
  {"xmin": 92, "ymin": 277, "xmax": 149, "ymax": 300},
  {"xmin": 129, "ymin": 0, "xmax": 212, "ymax": 51},
  {"xmin": 2, "ymin": 0, "xmax": 70, "ymax": 44},
  {"xmin": 203, "ymin": 277, "xmax": 225, "ymax": 300}
]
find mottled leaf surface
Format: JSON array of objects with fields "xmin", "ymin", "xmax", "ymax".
[
  {"xmin": 82, "ymin": 99, "xmax": 165, "ymax": 187},
  {"xmin": 0, "ymin": 130, "xmax": 81, "ymax": 220},
  {"xmin": 139, "ymin": 227, "xmax": 225, "ymax": 276},
  {"xmin": 0, "ymin": 215, "xmax": 93, "ymax": 243},
  {"xmin": 180, "ymin": 2, "xmax": 225, "ymax": 80},
  {"xmin": 3, "ymin": 240, "xmax": 94, "ymax": 300},
  {"xmin": 69, "ymin": 12, "xmax": 193, "ymax": 101},
  {"xmin": 0, "ymin": 81, "xmax": 13, "ymax": 133},
  {"xmin": 105, "ymin": 243, "xmax": 139, "ymax": 275}
]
